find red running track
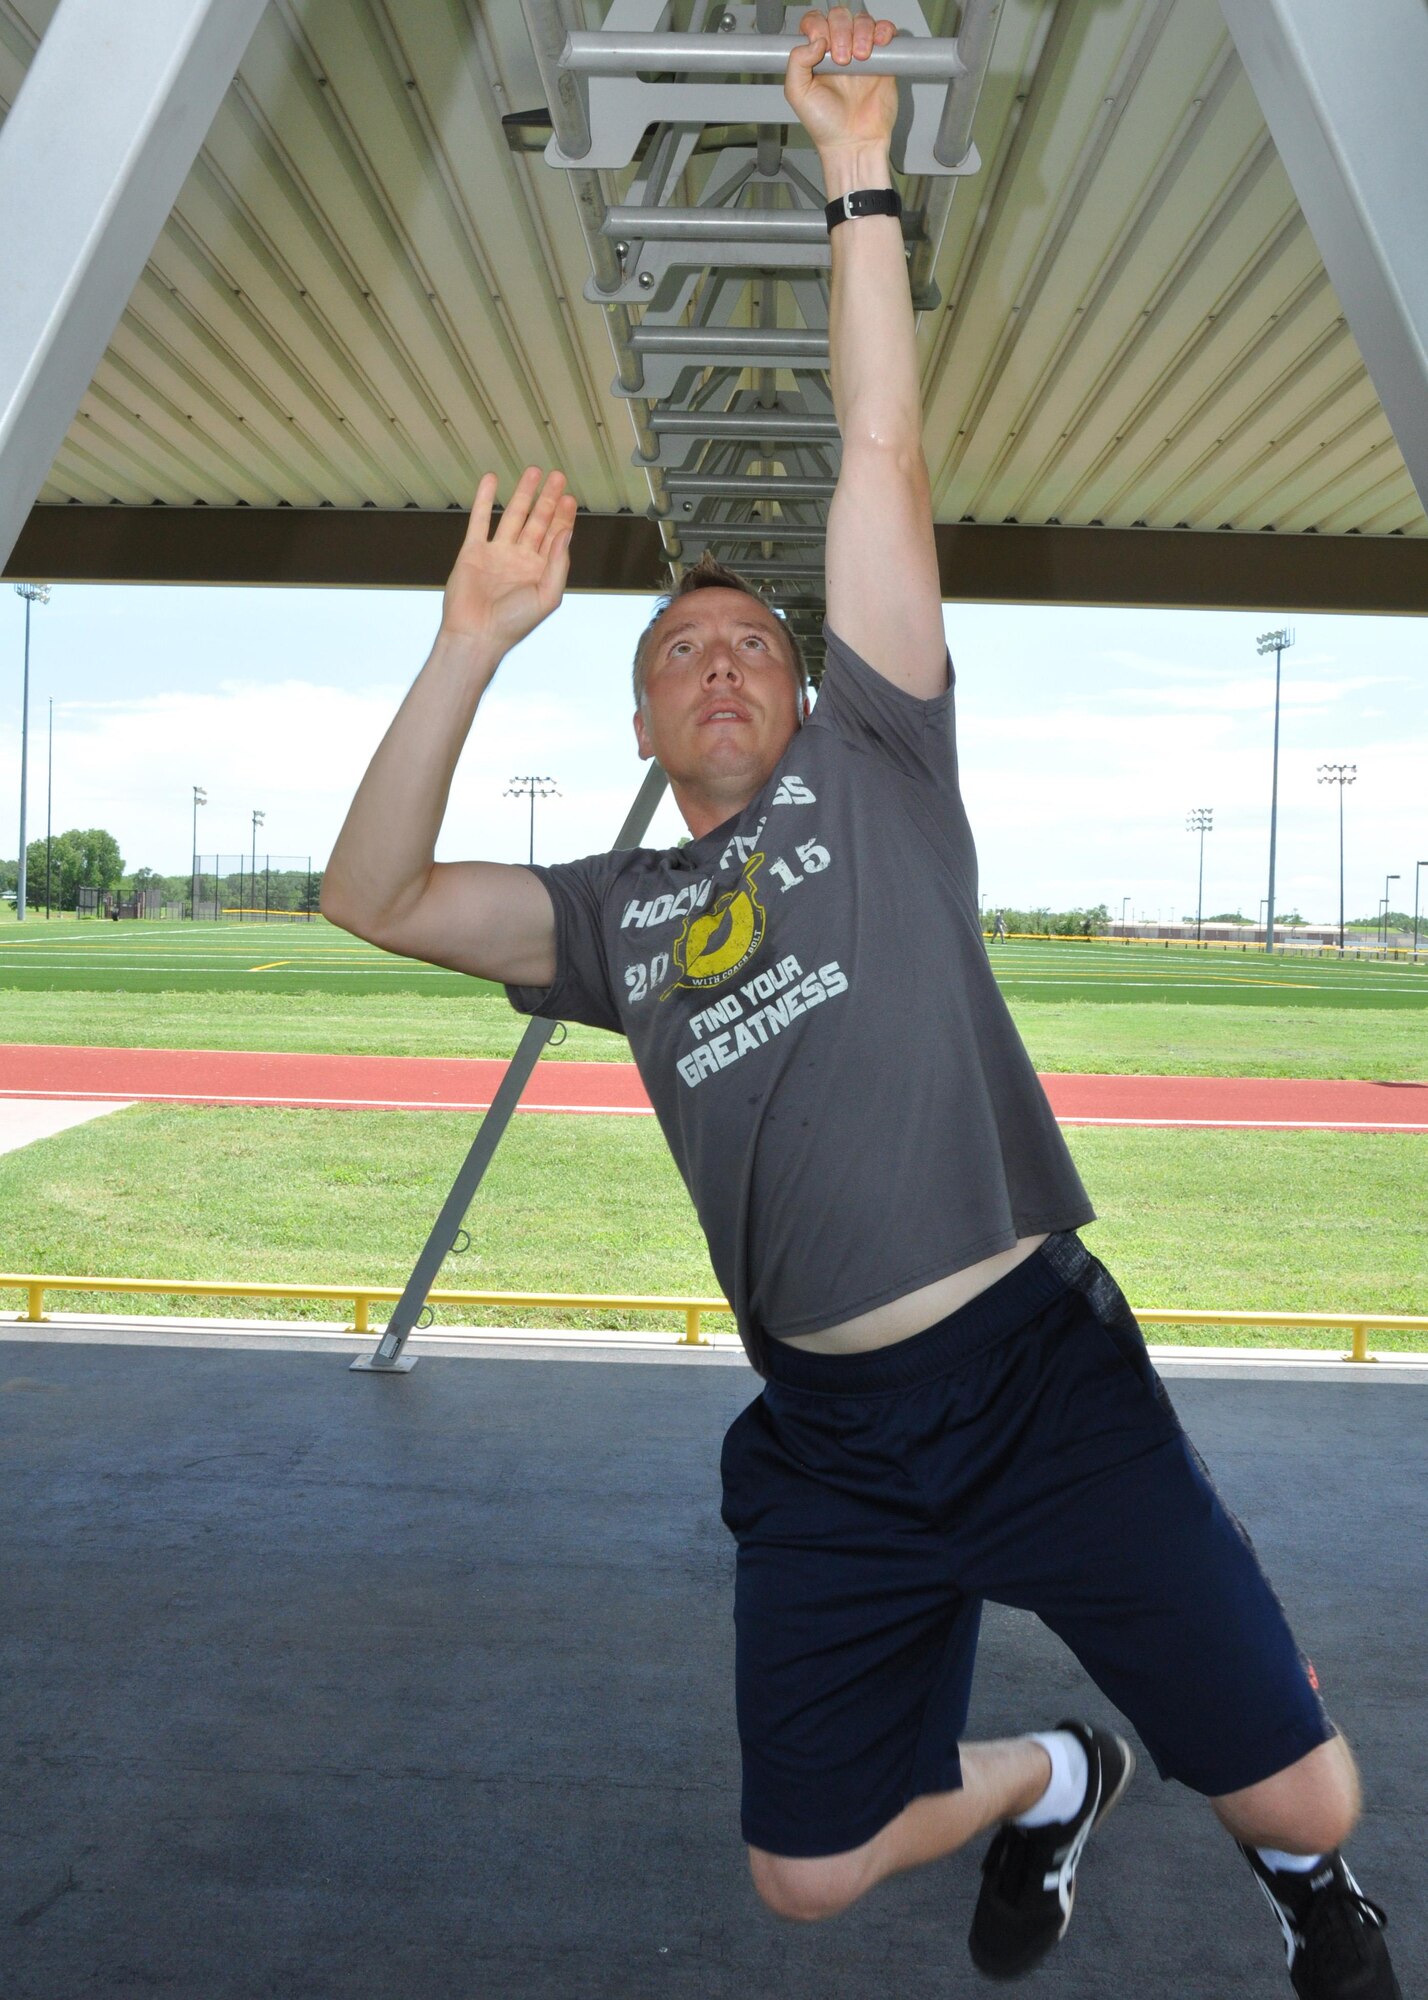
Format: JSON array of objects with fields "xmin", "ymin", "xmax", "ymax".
[{"xmin": 2, "ymin": 1044, "xmax": 1425, "ymax": 1131}]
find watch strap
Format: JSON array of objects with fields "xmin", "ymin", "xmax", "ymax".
[{"xmin": 824, "ymin": 187, "xmax": 903, "ymax": 231}]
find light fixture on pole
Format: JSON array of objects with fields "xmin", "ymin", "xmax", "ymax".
[
  {"xmin": 1415, "ymin": 861, "xmax": 1428, "ymax": 961},
  {"xmin": 191, "ymin": 786, "xmax": 207, "ymax": 920},
  {"xmin": 506, "ymin": 775, "xmax": 559, "ymax": 866},
  {"xmin": 1381, "ymin": 872, "xmax": 1399, "ymax": 954},
  {"xmin": 1256, "ymin": 626, "xmax": 1294, "ymax": 955},
  {"xmin": 1317, "ymin": 764, "xmax": 1356, "ymax": 954},
  {"xmin": 1186, "ymin": 808, "xmax": 1213, "ymax": 942},
  {"xmin": 251, "ymin": 810, "xmax": 265, "ymax": 924},
  {"xmin": 13, "ymin": 584, "xmax": 51, "ymax": 923}
]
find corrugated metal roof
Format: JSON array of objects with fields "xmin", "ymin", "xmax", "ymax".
[{"xmin": 2, "ymin": 0, "xmax": 1422, "ymax": 544}]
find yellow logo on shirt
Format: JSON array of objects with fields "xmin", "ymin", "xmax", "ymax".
[{"xmin": 662, "ymin": 851, "xmax": 766, "ymax": 995}]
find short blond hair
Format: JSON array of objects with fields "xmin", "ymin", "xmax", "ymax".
[{"xmin": 632, "ymin": 552, "xmax": 809, "ymax": 708}]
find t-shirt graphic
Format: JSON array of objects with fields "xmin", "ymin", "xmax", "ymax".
[{"xmin": 664, "ymin": 849, "xmax": 767, "ymax": 996}]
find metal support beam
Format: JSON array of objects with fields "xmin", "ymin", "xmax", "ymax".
[
  {"xmin": 0, "ymin": 0, "xmax": 270, "ymax": 574},
  {"xmin": 13, "ymin": 507, "xmax": 1428, "ymax": 614},
  {"xmin": 352, "ymin": 760, "xmax": 670, "ymax": 1375},
  {"xmin": 1220, "ymin": 0, "xmax": 1428, "ymax": 511}
]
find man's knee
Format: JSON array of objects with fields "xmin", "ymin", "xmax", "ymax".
[
  {"xmin": 1212, "ymin": 1733, "xmax": 1362, "ymax": 1854},
  {"xmin": 748, "ymin": 1845, "xmax": 867, "ymax": 1922}
]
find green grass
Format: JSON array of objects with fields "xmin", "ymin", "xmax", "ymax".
[
  {"xmin": 0, "ymin": 915, "xmax": 493, "ymax": 997},
  {"xmin": 0, "ymin": 989, "xmax": 621, "ymax": 1061},
  {"xmin": 3, "ymin": 984, "xmax": 1422, "ymax": 1080},
  {"xmin": 2, "ymin": 1107, "xmax": 1423, "ymax": 1349},
  {"xmin": 3, "ymin": 927, "xmax": 1425, "ymax": 1080},
  {"xmin": 1009, "ymin": 1001, "xmax": 1426, "ymax": 1081}
]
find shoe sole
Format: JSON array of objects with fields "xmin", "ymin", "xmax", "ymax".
[{"xmin": 1054, "ymin": 1738, "xmax": 1136, "ymax": 1941}]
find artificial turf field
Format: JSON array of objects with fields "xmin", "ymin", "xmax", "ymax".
[{"xmin": 2, "ymin": 917, "xmax": 1424, "ymax": 1347}]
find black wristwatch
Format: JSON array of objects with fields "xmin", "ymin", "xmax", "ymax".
[{"xmin": 824, "ymin": 187, "xmax": 903, "ymax": 232}]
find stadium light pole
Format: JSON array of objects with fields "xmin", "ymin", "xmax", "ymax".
[
  {"xmin": 1381, "ymin": 872, "xmax": 1398, "ymax": 954},
  {"xmin": 1317, "ymin": 764, "xmax": 1356, "ymax": 953},
  {"xmin": 45, "ymin": 695, "xmax": 53, "ymax": 919},
  {"xmin": 1186, "ymin": 808, "xmax": 1212, "ymax": 942},
  {"xmin": 1415, "ymin": 860, "xmax": 1428, "ymax": 960},
  {"xmin": 1256, "ymin": 627, "xmax": 1294, "ymax": 955},
  {"xmin": 191, "ymin": 785, "xmax": 207, "ymax": 919},
  {"xmin": 251, "ymin": 810, "xmax": 265, "ymax": 924},
  {"xmin": 506, "ymin": 775, "xmax": 559, "ymax": 865},
  {"xmin": 13, "ymin": 583, "xmax": 51, "ymax": 922}
]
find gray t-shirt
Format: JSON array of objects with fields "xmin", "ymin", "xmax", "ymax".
[{"xmin": 508, "ymin": 622, "xmax": 1093, "ymax": 1374}]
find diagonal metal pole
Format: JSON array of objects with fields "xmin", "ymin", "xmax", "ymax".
[
  {"xmin": 352, "ymin": 759, "xmax": 669, "ymax": 1373},
  {"xmin": 0, "ymin": 0, "xmax": 270, "ymax": 573}
]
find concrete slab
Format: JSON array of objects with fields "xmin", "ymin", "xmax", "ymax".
[
  {"xmin": 0, "ymin": 1096, "xmax": 132, "ymax": 1155},
  {"xmin": 1, "ymin": 1341, "xmax": 1422, "ymax": 2000}
]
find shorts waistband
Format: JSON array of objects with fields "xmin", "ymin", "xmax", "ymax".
[{"xmin": 761, "ymin": 1234, "xmax": 1090, "ymax": 1395}]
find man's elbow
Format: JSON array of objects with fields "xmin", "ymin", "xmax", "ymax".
[
  {"xmin": 320, "ymin": 873, "xmax": 386, "ymax": 945},
  {"xmin": 319, "ymin": 876, "xmax": 356, "ymax": 935}
]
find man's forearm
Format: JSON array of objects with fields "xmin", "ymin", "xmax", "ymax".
[
  {"xmin": 322, "ymin": 630, "xmax": 504, "ymax": 932},
  {"xmin": 822, "ymin": 141, "xmax": 924, "ymax": 458}
]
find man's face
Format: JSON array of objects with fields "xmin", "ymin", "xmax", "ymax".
[{"xmin": 633, "ymin": 590, "xmax": 806, "ymax": 812}]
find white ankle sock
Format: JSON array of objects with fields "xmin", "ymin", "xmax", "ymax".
[
  {"xmin": 1256, "ymin": 1846, "xmax": 1327, "ymax": 1875},
  {"xmin": 1014, "ymin": 1730, "xmax": 1089, "ymax": 1828}
]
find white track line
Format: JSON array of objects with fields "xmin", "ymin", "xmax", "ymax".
[
  {"xmin": 1, "ymin": 1088, "xmax": 1424, "ymax": 1130},
  {"xmin": 0, "ymin": 1086, "xmax": 654, "ymax": 1115}
]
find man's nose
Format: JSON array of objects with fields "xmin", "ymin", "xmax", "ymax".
[{"xmin": 702, "ymin": 649, "xmax": 742, "ymax": 683}]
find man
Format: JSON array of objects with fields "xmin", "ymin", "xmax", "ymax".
[{"xmin": 323, "ymin": 12, "xmax": 1399, "ymax": 1993}]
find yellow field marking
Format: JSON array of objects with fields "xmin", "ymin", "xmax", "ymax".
[{"xmin": 249, "ymin": 960, "xmax": 291, "ymax": 972}]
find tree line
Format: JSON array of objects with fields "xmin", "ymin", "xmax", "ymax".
[
  {"xmin": 1, "ymin": 829, "xmax": 320, "ymax": 912},
  {"xmin": 984, "ymin": 904, "xmax": 1110, "ymax": 936}
]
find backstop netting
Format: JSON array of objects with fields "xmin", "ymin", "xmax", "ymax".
[{"xmin": 191, "ymin": 855, "xmax": 319, "ymax": 920}]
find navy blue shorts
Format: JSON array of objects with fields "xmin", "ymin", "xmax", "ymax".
[{"xmin": 720, "ymin": 1234, "xmax": 1333, "ymax": 1859}]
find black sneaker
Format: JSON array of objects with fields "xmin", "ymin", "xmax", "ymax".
[
  {"xmin": 1241, "ymin": 1846, "xmax": 1402, "ymax": 1998},
  {"xmin": 968, "ymin": 1720, "xmax": 1135, "ymax": 1979}
]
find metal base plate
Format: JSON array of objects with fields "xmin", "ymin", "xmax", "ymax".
[{"xmin": 349, "ymin": 1353, "xmax": 418, "ymax": 1374}]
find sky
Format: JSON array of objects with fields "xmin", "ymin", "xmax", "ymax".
[{"xmin": 3, "ymin": 580, "xmax": 1425, "ymax": 926}]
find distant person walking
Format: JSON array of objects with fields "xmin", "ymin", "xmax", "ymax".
[{"xmin": 992, "ymin": 909, "xmax": 1007, "ymax": 943}]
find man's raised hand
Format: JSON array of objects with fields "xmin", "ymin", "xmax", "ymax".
[
  {"xmin": 785, "ymin": 8, "xmax": 898, "ymax": 156},
  {"xmin": 441, "ymin": 467, "xmax": 578, "ymax": 658}
]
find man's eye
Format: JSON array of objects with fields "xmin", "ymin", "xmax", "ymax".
[{"xmin": 742, "ymin": 635, "xmax": 767, "ymax": 649}]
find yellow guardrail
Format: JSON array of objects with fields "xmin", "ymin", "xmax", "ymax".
[
  {"xmin": 0, "ymin": 1273, "xmax": 731, "ymax": 1346},
  {"xmin": 2, "ymin": 1274, "xmax": 1426, "ymax": 1361}
]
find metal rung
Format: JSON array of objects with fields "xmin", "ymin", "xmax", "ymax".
[
  {"xmin": 562, "ymin": 32, "xmax": 965, "ymax": 80},
  {"xmin": 628, "ymin": 326, "xmax": 828, "ymax": 360},
  {"xmin": 603, "ymin": 205, "xmax": 917, "ymax": 244},
  {"xmin": 667, "ymin": 474, "xmax": 835, "ymax": 498},
  {"xmin": 685, "ymin": 522, "xmax": 830, "ymax": 544},
  {"xmin": 735, "ymin": 563, "xmax": 825, "ymax": 580},
  {"xmin": 650, "ymin": 412, "xmax": 840, "ymax": 439}
]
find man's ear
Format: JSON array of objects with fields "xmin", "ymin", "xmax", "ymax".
[{"xmin": 633, "ymin": 707, "xmax": 654, "ymax": 761}]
